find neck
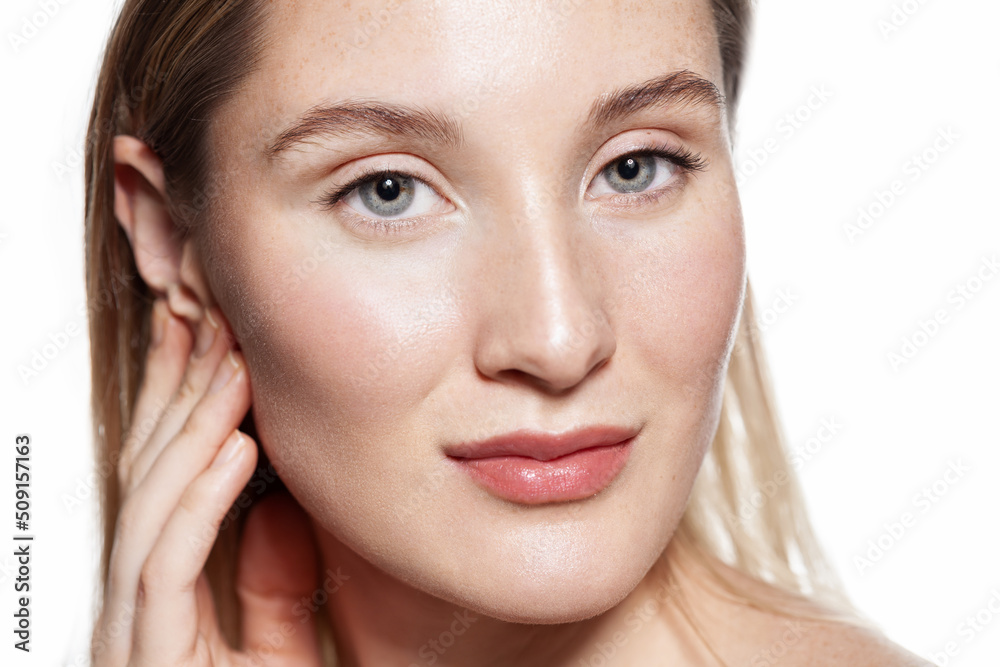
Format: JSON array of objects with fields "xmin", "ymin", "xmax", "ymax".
[{"xmin": 311, "ymin": 525, "xmax": 725, "ymax": 667}]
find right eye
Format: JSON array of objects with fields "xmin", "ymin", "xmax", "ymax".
[
  {"xmin": 321, "ymin": 168, "xmax": 449, "ymax": 220},
  {"xmin": 314, "ymin": 163, "xmax": 461, "ymax": 240}
]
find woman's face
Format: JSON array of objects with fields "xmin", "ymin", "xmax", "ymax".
[{"xmin": 202, "ymin": 0, "xmax": 745, "ymax": 622}]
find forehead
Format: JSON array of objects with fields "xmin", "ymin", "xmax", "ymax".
[
  {"xmin": 269, "ymin": 0, "xmax": 717, "ymax": 89},
  {"xmin": 218, "ymin": 0, "xmax": 723, "ymax": 159}
]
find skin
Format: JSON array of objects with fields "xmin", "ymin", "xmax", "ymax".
[{"xmin": 97, "ymin": 0, "xmax": 933, "ymax": 665}]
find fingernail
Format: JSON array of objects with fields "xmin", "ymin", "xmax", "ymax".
[
  {"xmin": 150, "ymin": 299, "xmax": 167, "ymax": 348},
  {"xmin": 208, "ymin": 350, "xmax": 242, "ymax": 394},
  {"xmin": 212, "ymin": 431, "xmax": 245, "ymax": 469},
  {"xmin": 194, "ymin": 308, "xmax": 219, "ymax": 358}
]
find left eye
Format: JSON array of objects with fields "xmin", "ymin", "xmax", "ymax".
[
  {"xmin": 588, "ymin": 153, "xmax": 680, "ymax": 197},
  {"xmin": 342, "ymin": 173, "xmax": 444, "ymax": 219}
]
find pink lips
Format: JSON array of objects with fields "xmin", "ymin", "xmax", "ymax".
[{"xmin": 444, "ymin": 425, "xmax": 638, "ymax": 505}]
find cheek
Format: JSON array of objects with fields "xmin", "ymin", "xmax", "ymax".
[
  {"xmin": 620, "ymin": 206, "xmax": 746, "ymax": 400},
  {"xmin": 255, "ymin": 271, "xmax": 457, "ymax": 418},
  {"xmin": 612, "ymin": 198, "xmax": 746, "ymax": 492},
  {"xmin": 219, "ymin": 236, "xmax": 462, "ymax": 492}
]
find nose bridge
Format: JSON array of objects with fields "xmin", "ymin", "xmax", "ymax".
[{"xmin": 473, "ymin": 176, "xmax": 616, "ymax": 393}]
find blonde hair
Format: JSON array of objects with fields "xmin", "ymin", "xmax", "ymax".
[
  {"xmin": 85, "ymin": 0, "xmax": 866, "ymax": 663},
  {"xmin": 674, "ymin": 281, "xmax": 862, "ymax": 622}
]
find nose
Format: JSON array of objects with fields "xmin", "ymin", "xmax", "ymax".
[{"xmin": 472, "ymin": 198, "xmax": 616, "ymax": 394}]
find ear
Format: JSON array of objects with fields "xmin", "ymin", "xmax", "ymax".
[{"xmin": 113, "ymin": 135, "xmax": 213, "ymax": 320}]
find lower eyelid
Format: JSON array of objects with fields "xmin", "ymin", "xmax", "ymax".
[
  {"xmin": 602, "ymin": 166, "xmax": 697, "ymax": 208},
  {"xmin": 601, "ymin": 181, "xmax": 683, "ymax": 209}
]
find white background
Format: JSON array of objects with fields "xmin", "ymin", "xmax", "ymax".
[{"xmin": 1, "ymin": 0, "xmax": 998, "ymax": 665}]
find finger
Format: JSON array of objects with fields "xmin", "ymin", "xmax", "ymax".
[
  {"xmin": 90, "ymin": 603, "xmax": 129, "ymax": 667},
  {"xmin": 131, "ymin": 429, "xmax": 258, "ymax": 665},
  {"xmin": 194, "ymin": 572, "xmax": 222, "ymax": 651},
  {"xmin": 118, "ymin": 299, "xmax": 193, "ymax": 483},
  {"xmin": 237, "ymin": 491, "xmax": 324, "ymax": 667},
  {"xmin": 126, "ymin": 306, "xmax": 234, "ymax": 493},
  {"xmin": 101, "ymin": 351, "xmax": 249, "ymax": 661}
]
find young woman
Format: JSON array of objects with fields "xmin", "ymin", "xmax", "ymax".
[{"xmin": 84, "ymin": 0, "xmax": 932, "ymax": 664}]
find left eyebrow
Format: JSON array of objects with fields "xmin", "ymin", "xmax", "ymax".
[
  {"xmin": 264, "ymin": 69, "xmax": 724, "ymax": 160},
  {"xmin": 582, "ymin": 69, "xmax": 725, "ymax": 134}
]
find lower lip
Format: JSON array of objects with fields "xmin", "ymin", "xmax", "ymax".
[{"xmin": 449, "ymin": 438, "xmax": 634, "ymax": 505}]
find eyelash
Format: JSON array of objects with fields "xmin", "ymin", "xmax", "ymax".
[
  {"xmin": 315, "ymin": 166, "xmax": 425, "ymax": 237},
  {"xmin": 595, "ymin": 141, "xmax": 708, "ymax": 209},
  {"xmin": 314, "ymin": 142, "xmax": 708, "ymax": 236}
]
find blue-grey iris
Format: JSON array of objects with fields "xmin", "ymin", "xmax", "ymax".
[
  {"xmin": 602, "ymin": 154, "xmax": 657, "ymax": 193},
  {"xmin": 359, "ymin": 174, "xmax": 415, "ymax": 216}
]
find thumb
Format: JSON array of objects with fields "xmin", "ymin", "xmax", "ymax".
[{"xmin": 236, "ymin": 489, "xmax": 323, "ymax": 666}]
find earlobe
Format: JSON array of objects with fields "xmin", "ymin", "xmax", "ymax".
[
  {"xmin": 174, "ymin": 240, "xmax": 216, "ymax": 320},
  {"xmin": 112, "ymin": 135, "xmax": 183, "ymax": 298}
]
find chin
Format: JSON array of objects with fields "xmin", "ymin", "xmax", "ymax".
[
  {"xmin": 410, "ymin": 514, "xmax": 671, "ymax": 626},
  {"xmin": 464, "ymin": 576, "xmax": 640, "ymax": 625},
  {"xmin": 413, "ymin": 570, "xmax": 645, "ymax": 626}
]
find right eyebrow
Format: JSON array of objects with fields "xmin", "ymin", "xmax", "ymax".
[
  {"xmin": 265, "ymin": 100, "xmax": 465, "ymax": 160},
  {"xmin": 264, "ymin": 69, "xmax": 724, "ymax": 161}
]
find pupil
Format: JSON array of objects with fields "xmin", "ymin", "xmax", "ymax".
[
  {"xmin": 617, "ymin": 157, "xmax": 640, "ymax": 180},
  {"xmin": 376, "ymin": 177, "xmax": 400, "ymax": 201}
]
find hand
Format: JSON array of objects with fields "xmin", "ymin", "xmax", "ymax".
[{"xmin": 91, "ymin": 299, "xmax": 323, "ymax": 666}]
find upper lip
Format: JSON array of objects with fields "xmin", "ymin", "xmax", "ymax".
[{"xmin": 444, "ymin": 424, "xmax": 640, "ymax": 462}]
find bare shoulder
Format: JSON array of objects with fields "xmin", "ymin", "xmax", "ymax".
[
  {"xmin": 768, "ymin": 619, "xmax": 936, "ymax": 667},
  {"xmin": 716, "ymin": 594, "xmax": 935, "ymax": 666},
  {"xmin": 681, "ymin": 556, "xmax": 934, "ymax": 666}
]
